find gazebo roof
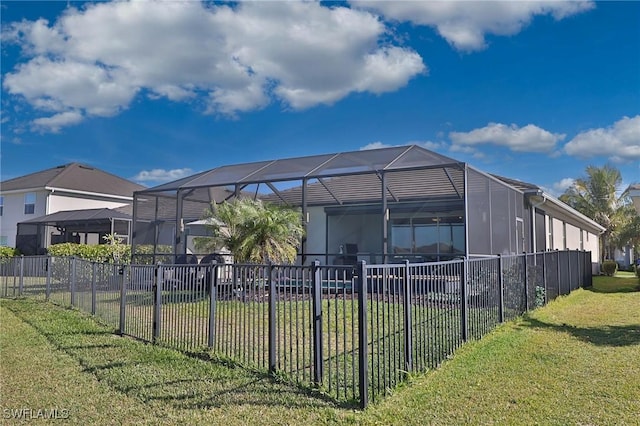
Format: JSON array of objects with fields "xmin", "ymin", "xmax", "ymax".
[{"xmin": 20, "ymin": 207, "xmax": 132, "ymax": 227}]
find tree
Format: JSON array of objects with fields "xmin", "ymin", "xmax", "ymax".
[
  {"xmin": 559, "ymin": 165, "xmax": 630, "ymax": 262},
  {"xmin": 195, "ymin": 198, "xmax": 304, "ymax": 264},
  {"xmin": 613, "ymin": 204, "xmax": 640, "ymax": 259}
]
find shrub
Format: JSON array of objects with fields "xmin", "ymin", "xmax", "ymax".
[
  {"xmin": 47, "ymin": 243, "xmax": 131, "ymax": 264},
  {"xmin": 535, "ymin": 285, "xmax": 546, "ymax": 307},
  {"xmin": 601, "ymin": 260, "xmax": 618, "ymax": 277},
  {"xmin": 0, "ymin": 247, "xmax": 17, "ymax": 258}
]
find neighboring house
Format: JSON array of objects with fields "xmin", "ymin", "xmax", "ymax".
[
  {"xmin": 131, "ymin": 145, "xmax": 605, "ymax": 272},
  {"xmin": 0, "ymin": 163, "xmax": 145, "ymax": 253},
  {"xmin": 629, "ymin": 183, "xmax": 640, "ymax": 215},
  {"xmin": 618, "ymin": 183, "xmax": 640, "ymax": 268}
]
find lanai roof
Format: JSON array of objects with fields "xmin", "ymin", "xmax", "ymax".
[{"xmin": 139, "ymin": 145, "xmax": 464, "ymax": 193}]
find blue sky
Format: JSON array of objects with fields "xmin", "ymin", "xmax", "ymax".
[{"xmin": 1, "ymin": 0, "xmax": 639, "ymax": 195}]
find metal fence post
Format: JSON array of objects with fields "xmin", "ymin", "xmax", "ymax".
[
  {"xmin": 357, "ymin": 260, "xmax": 369, "ymax": 409},
  {"xmin": 584, "ymin": 251, "xmax": 592, "ymax": 287},
  {"xmin": 556, "ymin": 250, "xmax": 562, "ymax": 296},
  {"xmin": 91, "ymin": 262, "xmax": 97, "ymax": 315},
  {"xmin": 153, "ymin": 263, "xmax": 163, "ymax": 344},
  {"xmin": 18, "ymin": 255, "xmax": 24, "ymax": 296},
  {"xmin": 460, "ymin": 258, "xmax": 468, "ymax": 342},
  {"xmin": 268, "ymin": 262, "xmax": 277, "ymax": 373},
  {"xmin": 70, "ymin": 256, "xmax": 77, "ymax": 307},
  {"xmin": 498, "ymin": 254, "xmax": 504, "ymax": 323},
  {"xmin": 119, "ymin": 264, "xmax": 127, "ymax": 335},
  {"xmin": 45, "ymin": 256, "xmax": 51, "ymax": 300},
  {"xmin": 208, "ymin": 264, "xmax": 218, "ymax": 348},
  {"xmin": 567, "ymin": 250, "xmax": 573, "ymax": 291},
  {"xmin": 312, "ymin": 261, "xmax": 324, "ymax": 386},
  {"xmin": 576, "ymin": 251, "xmax": 581, "ymax": 288},
  {"xmin": 403, "ymin": 260, "xmax": 414, "ymax": 372},
  {"xmin": 523, "ymin": 253, "xmax": 529, "ymax": 312},
  {"xmin": 541, "ymin": 251, "xmax": 548, "ymax": 305}
]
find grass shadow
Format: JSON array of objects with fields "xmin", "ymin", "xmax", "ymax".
[
  {"xmin": 2, "ymin": 299, "xmax": 351, "ymax": 412},
  {"xmin": 521, "ymin": 315, "xmax": 640, "ymax": 347}
]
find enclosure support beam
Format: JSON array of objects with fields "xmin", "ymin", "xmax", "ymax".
[
  {"xmin": 463, "ymin": 165, "xmax": 470, "ymax": 258},
  {"xmin": 381, "ymin": 173, "xmax": 388, "ymax": 263},
  {"xmin": 174, "ymin": 190, "xmax": 185, "ymax": 260},
  {"xmin": 301, "ymin": 179, "xmax": 308, "ymax": 265}
]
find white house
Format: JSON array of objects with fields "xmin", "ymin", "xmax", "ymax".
[
  {"xmin": 0, "ymin": 163, "xmax": 145, "ymax": 252},
  {"xmin": 629, "ymin": 183, "xmax": 640, "ymax": 214}
]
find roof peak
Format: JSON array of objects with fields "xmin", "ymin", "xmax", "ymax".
[{"xmin": 1, "ymin": 162, "xmax": 144, "ymax": 196}]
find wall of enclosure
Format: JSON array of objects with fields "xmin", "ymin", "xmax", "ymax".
[
  {"xmin": 466, "ymin": 168, "xmax": 527, "ymax": 256},
  {"xmin": 1, "ymin": 250, "xmax": 591, "ymax": 409}
]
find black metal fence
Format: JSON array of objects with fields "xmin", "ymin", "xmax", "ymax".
[{"xmin": 0, "ymin": 250, "xmax": 591, "ymax": 408}]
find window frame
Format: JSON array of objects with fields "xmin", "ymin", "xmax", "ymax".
[{"xmin": 24, "ymin": 192, "xmax": 36, "ymax": 215}]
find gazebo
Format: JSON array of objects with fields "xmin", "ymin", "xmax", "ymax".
[
  {"xmin": 131, "ymin": 145, "xmax": 542, "ymax": 265},
  {"xmin": 16, "ymin": 207, "xmax": 132, "ymax": 255}
]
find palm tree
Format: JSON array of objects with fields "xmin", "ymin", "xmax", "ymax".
[
  {"xmin": 195, "ymin": 198, "xmax": 304, "ymax": 264},
  {"xmin": 560, "ymin": 165, "xmax": 628, "ymax": 262},
  {"xmin": 613, "ymin": 203, "xmax": 640, "ymax": 260}
]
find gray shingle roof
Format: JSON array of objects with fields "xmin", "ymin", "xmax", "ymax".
[{"xmin": 1, "ymin": 163, "xmax": 145, "ymax": 196}]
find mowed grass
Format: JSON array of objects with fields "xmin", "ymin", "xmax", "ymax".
[
  {"xmin": 360, "ymin": 274, "xmax": 640, "ymax": 425},
  {"xmin": 0, "ymin": 299, "xmax": 345, "ymax": 425},
  {"xmin": 1, "ymin": 273, "xmax": 639, "ymax": 425}
]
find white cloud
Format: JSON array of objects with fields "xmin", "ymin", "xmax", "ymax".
[
  {"xmin": 449, "ymin": 123, "xmax": 565, "ymax": 153},
  {"xmin": 550, "ymin": 177, "xmax": 576, "ymax": 197},
  {"xmin": 32, "ymin": 111, "xmax": 83, "ymax": 133},
  {"xmin": 351, "ymin": 1, "xmax": 594, "ymax": 51},
  {"xmin": 360, "ymin": 140, "xmax": 445, "ymax": 151},
  {"xmin": 133, "ymin": 168, "xmax": 194, "ymax": 184},
  {"xmin": 3, "ymin": 1, "xmax": 425, "ymax": 130},
  {"xmin": 361, "ymin": 141, "xmax": 390, "ymax": 150},
  {"xmin": 564, "ymin": 115, "xmax": 640, "ymax": 162},
  {"xmin": 411, "ymin": 140, "xmax": 446, "ymax": 151}
]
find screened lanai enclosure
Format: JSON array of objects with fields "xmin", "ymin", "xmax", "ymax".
[{"xmin": 131, "ymin": 145, "xmax": 534, "ymax": 265}]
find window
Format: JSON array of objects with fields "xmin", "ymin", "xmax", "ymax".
[
  {"xmin": 0, "ymin": 196, "xmax": 3, "ymax": 216},
  {"xmin": 562, "ymin": 222, "xmax": 567, "ymax": 250},
  {"xmin": 390, "ymin": 215, "xmax": 464, "ymax": 258},
  {"xmin": 24, "ymin": 192, "xmax": 36, "ymax": 215},
  {"xmin": 548, "ymin": 217, "xmax": 554, "ymax": 249}
]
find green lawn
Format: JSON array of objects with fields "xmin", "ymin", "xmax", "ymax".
[
  {"xmin": 360, "ymin": 274, "xmax": 640, "ymax": 425},
  {"xmin": 1, "ymin": 274, "xmax": 638, "ymax": 425}
]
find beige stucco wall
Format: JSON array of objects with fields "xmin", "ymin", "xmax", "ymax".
[{"xmin": 48, "ymin": 194, "xmax": 128, "ymax": 213}]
